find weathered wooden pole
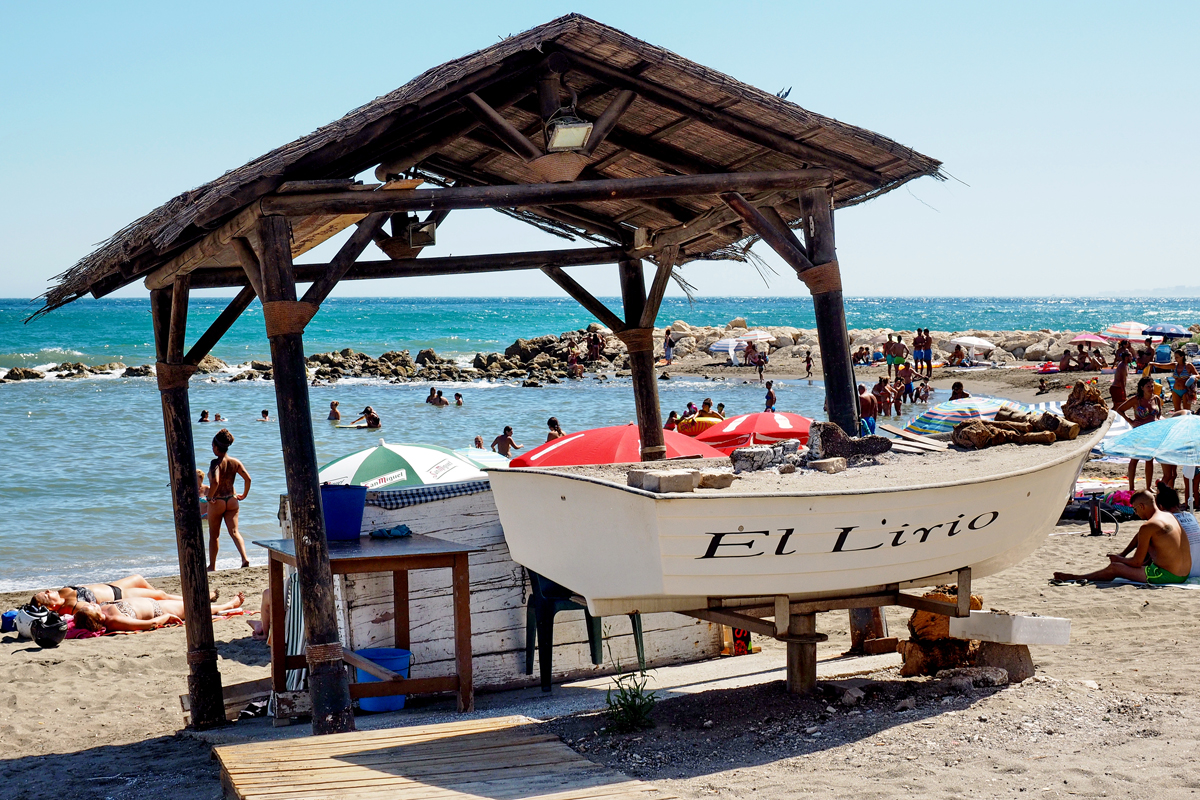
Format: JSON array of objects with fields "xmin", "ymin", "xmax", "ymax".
[
  {"xmin": 255, "ymin": 215, "xmax": 355, "ymax": 735},
  {"xmin": 149, "ymin": 283, "xmax": 225, "ymax": 730},
  {"xmin": 799, "ymin": 187, "xmax": 859, "ymax": 436},
  {"xmin": 616, "ymin": 258, "xmax": 666, "ymax": 462}
]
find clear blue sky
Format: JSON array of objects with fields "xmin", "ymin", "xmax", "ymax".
[{"xmin": 1, "ymin": 2, "xmax": 1196, "ymax": 301}]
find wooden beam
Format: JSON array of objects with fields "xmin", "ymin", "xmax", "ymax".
[
  {"xmin": 183, "ymin": 285, "xmax": 257, "ymax": 366},
  {"xmin": 189, "ymin": 245, "xmax": 628, "ymax": 288},
  {"xmin": 601, "ymin": 126, "xmax": 719, "ymax": 175},
  {"xmin": 166, "ymin": 274, "xmax": 190, "ymax": 363},
  {"xmin": 260, "ymin": 169, "xmax": 834, "ymax": 217},
  {"xmin": 583, "ymin": 89, "xmax": 637, "ymax": 155},
  {"xmin": 647, "ymin": 190, "xmax": 784, "ymax": 251},
  {"xmin": 639, "ymin": 246, "xmax": 677, "ymax": 329},
  {"xmin": 143, "ymin": 205, "xmax": 261, "ymax": 291},
  {"xmin": 560, "ymin": 50, "xmax": 887, "ymax": 188},
  {"xmin": 719, "ymin": 192, "xmax": 814, "ymax": 273},
  {"xmin": 619, "ymin": 257, "xmax": 666, "ymax": 462},
  {"xmin": 230, "ymin": 237, "xmax": 265, "ymax": 299},
  {"xmin": 540, "ymin": 265, "xmax": 626, "ymax": 332},
  {"xmin": 299, "ymin": 211, "xmax": 389, "ymax": 306},
  {"xmin": 150, "ymin": 288, "xmax": 172, "ymax": 363},
  {"xmin": 459, "ymin": 92, "xmax": 543, "ymax": 162}
]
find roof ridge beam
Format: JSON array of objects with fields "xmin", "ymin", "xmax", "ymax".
[{"xmin": 259, "ymin": 169, "xmax": 834, "ymax": 217}]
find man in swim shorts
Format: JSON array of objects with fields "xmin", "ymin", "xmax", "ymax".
[
  {"xmin": 1053, "ymin": 490, "xmax": 1191, "ymax": 584},
  {"xmin": 858, "ymin": 384, "xmax": 877, "ymax": 434}
]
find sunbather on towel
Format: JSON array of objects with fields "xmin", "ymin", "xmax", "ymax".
[
  {"xmin": 32, "ymin": 575, "xmax": 208, "ymax": 615},
  {"xmin": 74, "ymin": 592, "xmax": 245, "ymax": 633},
  {"xmin": 1053, "ymin": 490, "xmax": 1192, "ymax": 584}
]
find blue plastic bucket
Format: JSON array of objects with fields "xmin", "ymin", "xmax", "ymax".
[
  {"xmin": 355, "ymin": 648, "xmax": 411, "ymax": 712},
  {"xmin": 321, "ymin": 484, "xmax": 368, "ymax": 540}
]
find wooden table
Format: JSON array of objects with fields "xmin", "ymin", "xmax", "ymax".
[{"xmin": 254, "ymin": 534, "xmax": 481, "ymax": 713}]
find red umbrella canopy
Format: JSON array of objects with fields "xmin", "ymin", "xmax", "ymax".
[
  {"xmin": 509, "ymin": 423, "xmax": 725, "ymax": 468},
  {"xmin": 694, "ymin": 412, "xmax": 813, "ymax": 455}
]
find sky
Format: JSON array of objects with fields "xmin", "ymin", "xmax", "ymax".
[{"xmin": 1, "ymin": 2, "xmax": 1197, "ymax": 302}]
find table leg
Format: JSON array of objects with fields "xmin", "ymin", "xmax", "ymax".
[
  {"xmin": 452, "ymin": 553, "xmax": 473, "ymax": 712},
  {"xmin": 392, "ymin": 570, "xmax": 409, "ymax": 650},
  {"xmin": 269, "ymin": 555, "xmax": 286, "ymax": 694}
]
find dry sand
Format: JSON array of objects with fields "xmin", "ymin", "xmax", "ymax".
[{"xmin": 6, "ymin": 462, "xmax": 1194, "ymax": 800}]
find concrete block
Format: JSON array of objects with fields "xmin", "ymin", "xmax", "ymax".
[
  {"xmin": 642, "ymin": 469, "xmax": 697, "ymax": 493},
  {"xmin": 808, "ymin": 457, "xmax": 847, "ymax": 474},
  {"xmin": 973, "ymin": 642, "xmax": 1035, "ymax": 683},
  {"xmin": 626, "ymin": 469, "xmax": 651, "ymax": 489},
  {"xmin": 731, "ymin": 445, "xmax": 777, "ymax": 473},
  {"xmin": 948, "ymin": 611, "xmax": 1071, "ymax": 645},
  {"xmin": 698, "ymin": 470, "xmax": 735, "ymax": 489}
]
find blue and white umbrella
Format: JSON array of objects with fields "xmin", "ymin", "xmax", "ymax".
[
  {"xmin": 1101, "ymin": 414, "xmax": 1200, "ymax": 465},
  {"xmin": 1142, "ymin": 323, "xmax": 1192, "ymax": 340},
  {"xmin": 709, "ymin": 338, "xmax": 748, "ymax": 357}
]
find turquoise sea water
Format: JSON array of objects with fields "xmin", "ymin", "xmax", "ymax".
[{"xmin": 2, "ymin": 296, "xmax": 1197, "ymax": 591}]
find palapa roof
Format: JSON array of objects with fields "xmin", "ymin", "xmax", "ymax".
[{"xmin": 38, "ymin": 14, "xmax": 942, "ymax": 316}]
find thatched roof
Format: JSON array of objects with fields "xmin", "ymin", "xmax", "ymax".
[{"xmin": 38, "ymin": 14, "xmax": 941, "ymax": 315}]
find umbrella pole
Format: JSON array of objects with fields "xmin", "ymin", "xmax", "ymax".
[
  {"xmin": 800, "ymin": 188, "xmax": 860, "ymax": 437},
  {"xmin": 618, "ymin": 258, "xmax": 667, "ymax": 462}
]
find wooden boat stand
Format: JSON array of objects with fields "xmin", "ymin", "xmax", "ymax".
[{"xmin": 684, "ymin": 567, "xmax": 972, "ymax": 693}]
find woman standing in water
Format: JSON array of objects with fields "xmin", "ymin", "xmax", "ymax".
[{"xmin": 207, "ymin": 428, "xmax": 251, "ymax": 570}]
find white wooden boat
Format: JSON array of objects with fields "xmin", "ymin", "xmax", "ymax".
[{"xmin": 488, "ymin": 421, "xmax": 1109, "ymax": 617}]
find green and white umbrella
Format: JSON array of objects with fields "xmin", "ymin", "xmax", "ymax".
[{"xmin": 319, "ymin": 439, "xmax": 485, "ymax": 490}]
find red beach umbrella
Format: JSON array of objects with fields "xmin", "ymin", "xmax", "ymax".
[
  {"xmin": 509, "ymin": 424, "xmax": 724, "ymax": 468},
  {"xmin": 694, "ymin": 412, "xmax": 813, "ymax": 455}
]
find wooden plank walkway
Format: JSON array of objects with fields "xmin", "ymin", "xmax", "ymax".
[{"xmin": 214, "ymin": 715, "xmax": 674, "ymax": 800}]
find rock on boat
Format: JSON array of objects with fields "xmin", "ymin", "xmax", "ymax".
[{"xmin": 487, "ymin": 422, "xmax": 1109, "ymax": 616}]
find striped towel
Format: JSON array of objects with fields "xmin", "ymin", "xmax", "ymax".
[{"xmin": 367, "ymin": 480, "xmax": 491, "ymax": 510}]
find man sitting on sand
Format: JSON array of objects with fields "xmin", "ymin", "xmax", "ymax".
[
  {"xmin": 1053, "ymin": 490, "xmax": 1191, "ymax": 584},
  {"xmin": 1058, "ymin": 350, "xmax": 1075, "ymax": 372}
]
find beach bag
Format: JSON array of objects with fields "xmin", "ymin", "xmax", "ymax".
[{"xmin": 1, "ymin": 609, "xmax": 16, "ymax": 633}]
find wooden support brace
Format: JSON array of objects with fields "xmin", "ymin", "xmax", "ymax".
[
  {"xmin": 540, "ymin": 265, "xmax": 626, "ymax": 332},
  {"xmin": 231, "ymin": 237, "xmax": 265, "ymax": 299},
  {"xmin": 638, "ymin": 245, "xmax": 677, "ymax": 330},
  {"xmin": 719, "ymin": 192, "xmax": 814, "ymax": 274},
  {"xmin": 300, "ymin": 211, "xmax": 389, "ymax": 307},
  {"xmin": 459, "ymin": 92, "xmax": 543, "ymax": 162},
  {"xmin": 584, "ymin": 89, "xmax": 638, "ymax": 155},
  {"xmin": 183, "ymin": 285, "xmax": 257, "ymax": 366},
  {"xmin": 166, "ymin": 275, "xmax": 190, "ymax": 363}
]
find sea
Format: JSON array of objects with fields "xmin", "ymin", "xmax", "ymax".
[{"xmin": 2, "ymin": 295, "xmax": 1196, "ymax": 592}]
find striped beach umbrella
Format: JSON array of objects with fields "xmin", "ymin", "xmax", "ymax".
[
  {"xmin": 736, "ymin": 330, "xmax": 776, "ymax": 344},
  {"xmin": 1069, "ymin": 333, "xmax": 1109, "ymax": 345},
  {"xmin": 904, "ymin": 397, "xmax": 1014, "ymax": 435},
  {"xmin": 319, "ymin": 440, "xmax": 485, "ymax": 489},
  {"xmin": 709, "ymin": 338, "xmax": 748, "ymax": 355},
  {"xmin": 1101, "ymin": 321, "xmax": 1148, "ymax": 340}
]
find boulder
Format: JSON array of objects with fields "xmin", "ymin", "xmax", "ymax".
[
  {"xmin": 415, "ymin": 348, "xmax": 440, "ymax": 366},
  {"xmin": 195, "ymin": 355, "xmax": 228, "ymax": 374},
  {"xmin": 972, "ymin": 642, "xmax": 1034, "ymax": 683},
  {"xmin": 4, "ymin": 367, "xmax": 45, "ymax": 380},
  {"xmin": 230, "ymin": 370, "xmax": 259, "ymax": 382},
  {"xmin": 250, "ymin": 360, "xmax": 272, "ymax": 371},
  {"xmin": 727, "ymin": 317, "xmax": 748, "ymax": 329},
  {"xmin": 122, "ymin": 365, "xmax": 154, "ymax": 378}
]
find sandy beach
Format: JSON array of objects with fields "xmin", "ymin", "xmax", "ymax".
[{"xmin": 6, "ymin": 495, "xmax": 1200, "ymax": 799}]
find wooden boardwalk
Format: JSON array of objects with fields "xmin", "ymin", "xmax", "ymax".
[{"xmin": 214, "ymin": 715, "xmax": 674, "ymax": 800}]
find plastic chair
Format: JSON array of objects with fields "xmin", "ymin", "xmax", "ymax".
[{"xmin": 524, "ymin": 570, "xmax": 645, "ymax": 692}]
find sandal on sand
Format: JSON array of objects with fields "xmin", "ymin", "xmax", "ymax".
[{"xmin": 1048, "ymin": 578, "xmax": 1088, "ymax": 586}]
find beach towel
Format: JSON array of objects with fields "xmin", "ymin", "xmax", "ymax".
[{"xmin": 1051, "ymin": 577, "xmax": 1200, "ymax": 590}]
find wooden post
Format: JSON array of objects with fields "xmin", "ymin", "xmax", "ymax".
[
  {"xmin": 786, "ymin": 612, "xmax": 818, "ymax": 694},
  {"xmin": 256, "ymin": 215, "xmax": 355, "ymax": 735},
  {"xmin": 618, "ymin": 258, "xmax": 666, "ymax": 462},
  {"xmin": 800, "ymin": 187, "xmax": 859, "ymax": 436},
  {"xmin": 149, "ymin": 287, "xmax": 225, "ymax": 730},
  {"xmin": 848, "ymin": 608, "xmax": 888, "ymax": 652}
]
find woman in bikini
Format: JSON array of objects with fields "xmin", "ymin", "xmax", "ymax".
[
  {"xmin": 1117, "ymin": 377, "xmax": 1163, "ymax": 492},
  {"xmin": 1169, "ymin": 349, "xmax": 1197, "ymax": 412},
  {"xmin": 32, "ymin": 575, "xmax": 204, "ymax": 615},
  {"xmin": 207, "ymin": 428, "xmax": 251, "ymax": 571},
  {"xmin": 74, "ymin": 592, "xmax": 246, "ymax": 633},
  {"xmin": 1110, "ymin": 349, "xmax": 1131, "ymax": 407}
]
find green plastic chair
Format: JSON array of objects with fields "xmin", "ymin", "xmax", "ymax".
[{"xmin": 524, "ymin": 570, "xmax": 645, "ymax": 692}]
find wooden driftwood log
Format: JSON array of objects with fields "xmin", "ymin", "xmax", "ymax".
[
  {"xmin": 899, "ymin": 586, "xmax": 983, "ymax": 677},
  {"xmin": 994, "ymin": 407, "xmax": 1080, "ymax": 441}
]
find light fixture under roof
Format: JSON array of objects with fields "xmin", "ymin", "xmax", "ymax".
[{"xmin": 545, "ymin": 113, "xmax": 593, "ymax": 152}]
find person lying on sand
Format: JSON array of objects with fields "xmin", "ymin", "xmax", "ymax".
[
  {"xmin": 33, "ymin": 575, "xmax": 208, "ymax": 615},
  {"xmin": 1053, "ymin": 490, "xmax": 1191, "ymax": 584},
  {"xmin": 74, "ymin": 592, "xmax": 246, "ymax": 633},
  {"xmin": 246, "ymin": 589, "xmax": 271, "ymax": 641}
]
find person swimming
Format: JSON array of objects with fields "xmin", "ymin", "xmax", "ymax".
[
  {"xmin": 491, "ymin": 426, "xmax": 523, "ymax": 458},
  {"xmin": 198, "ymin": 410, "xmax": 210, "ymax": 422},
  {"xmin": 328, "ymin": 400, "xmax": 340, "ymax": 421},
  {"xmin": 256, "ymin": 409, "xmax": 272, "ymax": 422},
  {"xmin": 207, "ymin": 428, "xmax": 251, "ymax": 570},
  {"xmin": 546, "ymin": 417, "xmax": 566, "ymax": 442},
  {"xmin": 351, "ymin": 406, "xmax": 382, "ymax": 428}
]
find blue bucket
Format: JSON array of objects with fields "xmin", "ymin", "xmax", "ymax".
[
  {"xmin": 321, "ymin": 484, "xmax": 368, "ymax": 540},
  {"xmin": 355, "ymin": 648, "xmax": 411, "ymax": 712}
]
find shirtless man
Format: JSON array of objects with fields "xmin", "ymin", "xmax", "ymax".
[
  {"xmin": 897, "ymin": 361, "xmax": 916, "ymax": 403},
  {"xmin": 256, "ymin": 409, "xmax": 272, "ymax": 422},
  {"xmin": 1136, "ymin": 338, "xmax": 1154, "ymax": 372},
  {"xmin": 425, "ymin": 387, "xmax": 438, "ymax": 405},
  {"xmin": 1058, "ymin": 350, "xmax": 1074, "ymax": 373},
  {"xmin": 490, "ymin": 426, "xmax": 523, "ymax": 458},
  {"xmin": 884, "ymin": 335, "xmax": 896, "ymax": 379},
  {"xmin": 207, "ymin": 428, "xmax": 251, "ymax": 571},
  {"xmin": 432, "ymin": 390, "xmax": 451, "ymax": 407},
  {"xmin": 764, "ymin": 381, "xmax": 777, "ymax": 412},
  {"xmin": 1053, "ymin": 490, "xmax": 1191, "ymax": 584},
  {"xmin": 872, "ymin": 376, "xmax": 893, "ymax": 417},
  {"xmin": 74, "ymin": 592, "xmax": 246, "ymax": 633},
  {"xmin": 858, "ymin": 384, "xmax": 878, "ymax": 434},
  {"xmin": 33, "ymin": 575, "xmax": 199, "ymax": 615},
  {"xmin": 893, "ymin": 336, "xmax": 910, "ymax": 378}
]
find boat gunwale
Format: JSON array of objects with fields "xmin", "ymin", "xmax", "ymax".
[{"xmin": 485, "ymin": 417, "xmax": 1111, "ymax": 500}]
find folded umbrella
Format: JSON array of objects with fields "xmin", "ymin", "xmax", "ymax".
[
  {"xmin": 510, "ymin": 423, "xmax": 724, "ymax": 467},
  {"xmin": 695, "ymin": 411, "xmax": 812, "ymax": 454}
]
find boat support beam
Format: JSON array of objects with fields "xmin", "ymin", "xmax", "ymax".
[{"xmin": 682, "ymin": 567, "xmax": 972, "ymax": 694}]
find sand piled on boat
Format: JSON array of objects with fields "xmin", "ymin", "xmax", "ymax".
[{"xmin": 547, "ymin": 426, "xmax": 1106, "ymax": 495}]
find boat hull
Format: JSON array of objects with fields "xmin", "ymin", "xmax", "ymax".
[{"xmin": 489, "ymin": 424, "xmax": 1106, "ymax": 616}]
